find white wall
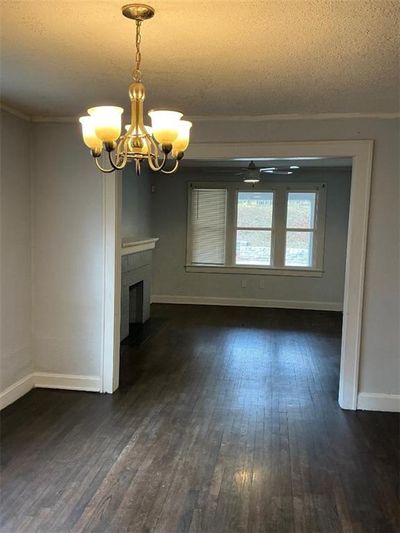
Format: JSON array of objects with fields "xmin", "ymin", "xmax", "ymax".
[
  {"xmin": 152, "ymin": 166, "xmax": 351, "ymax": 309},
  {"xmin": 182, "ymin": 116, "xmax": 400, "ymax": 397},
  {"xmin": 121, "ymin": 165, "xmax": 152, "ymax": 242},
  {"xmin": 31, "ymin": 122, "xmax": 104, "ymax": 379},
  {"xmin": 0, "ymin": 110, "xmax": 33, "ymax": 391}
]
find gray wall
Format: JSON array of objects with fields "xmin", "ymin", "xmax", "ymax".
[
  {"xmin": 31, "ymin": 122, "xmax": 104, "ymax": 377},
  {"xmin": 0, "ymin": 110, "xmax": 33, "ymax": 391},
  {"xmin": 122, "ymin": 165, "xmax": 152, "ymax": 242},
  {"xmin": 152, "ymin": 167, "xmax": 351, "ymax": 308}
]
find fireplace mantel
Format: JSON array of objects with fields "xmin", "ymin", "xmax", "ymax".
[{"xmin": 121, "ymin": 237, "xmax": 159, "ymax": 256}]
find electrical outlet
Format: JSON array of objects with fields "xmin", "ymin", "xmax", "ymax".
[
  {"xmin": 241, "ymin": 279, "xmax": 247, "ymax": 288},
  {"xmin": 151, "ymin": 185, "xmax": 156, "ymax": 193}
]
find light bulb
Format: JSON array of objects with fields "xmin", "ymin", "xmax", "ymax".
[
  {"xmin": 87, "ymin": 106, "xmax": 123, "ymax": 142},
  {"xmin": 148, "ymin": 110, "xmax": 182, "ymax": 145},
  {"xmin": 243, "ymin": 178, "xmax": 260, "ymax": 183},
  {"xmin": 79, "ymin": 116, "xmax": 102, "ymax": 151}
]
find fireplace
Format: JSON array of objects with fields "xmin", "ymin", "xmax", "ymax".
[
  {"xmin": 129, "ymin": 281, "xmax": 144, "ymax": 325},
  {"xmin": 120, "ymin": 245, "xmax": 155, "ymax": 341}
]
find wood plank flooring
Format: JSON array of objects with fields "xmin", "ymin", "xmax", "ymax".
[{"xmin": 1, "ymin": 304, "xmax": 399, "ymax": 533}]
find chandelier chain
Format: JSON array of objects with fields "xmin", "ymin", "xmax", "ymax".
[{"xmin": 133, "ymin": 20, "xmax": 142, "ymax": 81}]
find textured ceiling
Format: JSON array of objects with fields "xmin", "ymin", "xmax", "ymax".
[{"xmin": 1, "ymin": 0, "xmax": 399, "ymax": 118}]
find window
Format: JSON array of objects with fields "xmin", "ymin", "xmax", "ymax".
[
  {"xmin": 235, "ymin": 192, "xmax": 274, "ymax": 266},
  {"xmin": 189, "ymin": 188, "xmax": 227, "ymax": 265},
  {"xmin": 285, "ymin": 192, "xmax": 316, "ymax": 267},
  {"xmin": 187, "ymin": 182, "xmax": 326, "ymax": 276}
]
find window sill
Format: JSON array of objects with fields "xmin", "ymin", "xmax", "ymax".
[{"xmin": 185, "ymin": 265, "xmax": 324, "ymax": 277}]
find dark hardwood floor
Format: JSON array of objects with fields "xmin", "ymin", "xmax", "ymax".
[{"xmin": 1, "ymin": 305, "xmax": 399, "ymax": 533}]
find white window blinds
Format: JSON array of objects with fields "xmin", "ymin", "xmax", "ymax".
[{"xmin": 190, "ymin": 188, "xmax": 227, "ymax": 264}]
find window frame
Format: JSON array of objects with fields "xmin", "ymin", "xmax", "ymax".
[{"xmin": 186, "ymin": 181, "xmax": 327, "ymax": 277}]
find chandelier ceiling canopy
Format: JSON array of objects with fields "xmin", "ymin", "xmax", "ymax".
[{"xmin": 79, "ymin": 3, "xmax": 192, "ymax": 175}]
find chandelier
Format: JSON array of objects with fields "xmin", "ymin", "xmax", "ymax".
[{"xmin": 79, "ymin": 4, "xmax": 192, "ymax": 175}]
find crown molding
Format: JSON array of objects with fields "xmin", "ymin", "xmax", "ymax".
[
  {"xmin": 30, "ymin": 111, "xmax": 400, "ymax": 124},
  {"xmin": 31, "ymin": 115, "xmax": 78, "ymax": 123},
  {"xmin": 188, "ymin": 112, "xmax": 400, "ymax": 122},
  {"xmin": 0, "ymin": 103, "xmax": 31, "ymax": 121},
  {"xmin": 2, "ymin": 103, "xmax": 399, "ymax": 124}
]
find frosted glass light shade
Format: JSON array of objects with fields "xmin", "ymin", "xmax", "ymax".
[
  {"xmin": 79, "ymin": 116, "xmax": 103, "ymax": 151},
  {"xmin": 148, "ymin": 110, "xmax": 182, "ymax": 144},
  {"xmin": 172, "ymin": 120, "xmax": 192, "ymax": 153},
  {"xmin": 88, "ymin": 106, "xmax": 123, "ymax": 142}
]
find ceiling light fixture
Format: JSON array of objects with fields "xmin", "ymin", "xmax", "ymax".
[
  {"xmin": 237, "ymin": 161, "xmax": 301, "ymax": 182},
  {"xmin": 240, "ymin": 161, "xmax": 261, "ymax": 183},
  {"xmin": 79, "ymin": 4, "xmax": 192, "ymax": 175}
]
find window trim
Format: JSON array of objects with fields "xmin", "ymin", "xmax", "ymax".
[
  {"xmin": 185, "ymin": 265, "xmax": 324, "ymax": 277},
  {"xmin": 186, "ymin": 181, "xmax": 327, "ymax": 276}
]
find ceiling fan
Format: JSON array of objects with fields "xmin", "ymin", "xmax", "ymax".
[{"xmin": 236, "ymin": 161, "xmax": 300, "ymax": 183}]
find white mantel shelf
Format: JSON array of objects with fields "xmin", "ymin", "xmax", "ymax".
[{"xmin": 121, "ymin": 237, "xmax": 159, "ymax": 256}]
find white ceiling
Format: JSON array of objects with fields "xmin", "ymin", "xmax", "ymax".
[{"xmin": 1, "ymin": 0, "xmax": 399, "ymax": 118}]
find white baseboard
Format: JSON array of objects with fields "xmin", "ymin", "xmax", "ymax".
[
  {"xmin": 151, "ymin": 294, "xmax": 342, "ymax": 312},
  {"xmin": 3, "ymin": 374, "xmax": 398, "ymax": 414},
  {"xmin": 357, "ymin": 392, "xmax": 400, "ymax": 412},
  {"xmin": 0, "ymin": 372, "xmax": 101, "ymax": 410},
  {"xmin": 0, "ymin": 373, "xmax": 35, "ymax": 410},
  {"xmin": 33, "ymin": 372, "xmax": 101, "ymax": 392}
]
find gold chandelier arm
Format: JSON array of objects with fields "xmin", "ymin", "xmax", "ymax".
[
  {"xmin": 106, "ymin": 136, "xmax": 129, "ymax": 171},
  {"xmin": 160, "ymin": 159, "xmax": 180, "ymax": 174},
  {"xmin": 95, "ymin": 157, "xmax": 116, "ymax": 173},
  {"xmin": 146, "ymin": 134, "xmax": 168, "ymax": 172},
  {"xmin": 147, "ymin": 152, "xmax": 166, "ymax": 172}
]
